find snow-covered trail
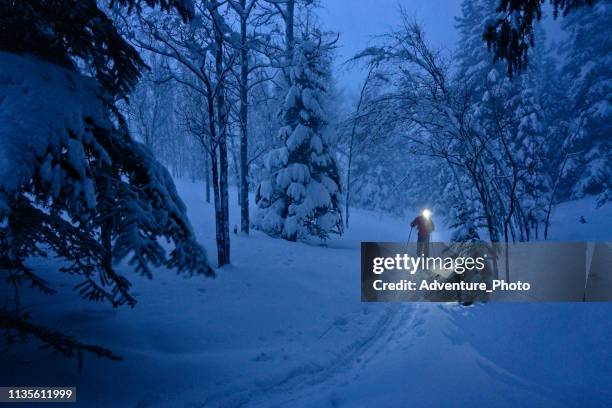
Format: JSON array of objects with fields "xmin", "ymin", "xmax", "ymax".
[
  {"xmin": 1, "ymin": 179, "xmax": 611, "ymax": 407},
  {"xmin": 1, "ymin": 179, "xmax": 444, "ymax": 407},
  {"xmin": 130, "ymin": 181, "xmax": 612, "ymax": 407},
  {"xmin": 201, "ymin": 305, "xmax": 416, "ymax": 407},
  {"xmin": 176, "ymin": 180, "xmax": 445, "ymax": 407}
]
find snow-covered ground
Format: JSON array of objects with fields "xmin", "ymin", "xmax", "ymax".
[{"xmin": 1, "ymin": 180, "xmax": 611, "ymax": 407}]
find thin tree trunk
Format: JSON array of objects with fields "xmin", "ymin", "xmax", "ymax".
[
  {"xmin": 204, "ymin": 79, "xmax": 227, "ymax": 266},
  {"xmin": 501, "ymin": 150, "xmax": 518, "ymax": 283},
  {"xmin": 544, "ymin": 152, "xmax": 571, "ymax": 239},
  {"xmin": 467, "ymin": 164, "xmax": 500, "ymax": 243},
  {"xmin": 205, "ymin": 90, "xmax": 225, "ymax": 266},
  {"xmin": 213, "ymin": 1, "xmax": 230, "ymax": 264},
  {"xmin": 210, "ymin": 148, "xmax": 224, "ymax": 266},
  {"xmin": 345, "ymin": 69, "xmax": 372, "ymax": 229},
  {"xmin": 239, "ymin": 0, "xmax": 250, "ymax": 234},
  {"xmin": 219, "ymin": 134, "xmax": 230, "ymax": 264},
  {"xmin": 284, "ymin": 0, "xmax": 294, "ymax": 80},
  {"xmin": 229, "ymin": 133, "xmax": 241, "ymax": 207},
  {"xmin": 205, "ymin": 152, "xmax": 211, "ymax": 204},
  {"xmin": 345, "ymin": 151, "xmax": 352, "ymax": 229}
]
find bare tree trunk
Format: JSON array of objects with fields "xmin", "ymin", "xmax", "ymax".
[
  {"xmin": 210, "ymin": 147, "xmax": 224, "ymax": 265},
  {"xmin": 229, "ymin": 133, "xmax": 241, "ymax": 207},
  {"xmin": 213, "ymin": 1, "xmax": 231, "ymax": 265},
  {"xmin": 345, "ymin": 96, "xmax": 358, "ymax": 229},
  {"xmin": 345, "ymin": 68, "xmax": 373, "ymax": 229},
  {"xmin": 467, "ymin": 163, "xmax": 500, "ymax": 244},
  {"xmin": 205, "ymin": 151, "xmax": 211, "ymax": 204},
  {"xmin": 283, "ymin": 0, "xmax": 294, "ymax": 81},
  {"xmin": 239, "ymin": 0, "xmax": 250, "ymax": 234},
  {"xmin": 205, "ymin": 91, "xmax": 226, "ymax": 266},
  {"xmin": 544, "ymin": 151, "xmax": 572, "ymax": 239},
  {"xmin": 501, "ymin": 142, "xmax": 518, "ymax": 283},
  {"xmin": 218, "ymin": 130, "xmax": 231, "ymax": 265},
  {"xmin": 345, "ymin": 149, "xmax": 353, "ymax": 229}
]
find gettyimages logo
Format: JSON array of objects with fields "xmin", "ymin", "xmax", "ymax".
[
  {"xmin": 361, "ymin": 242, "xmax": 612, "ymax": 303},
  {"xmin": 371, "ymin": 253, "xmax": 487, "ymax": 275}
]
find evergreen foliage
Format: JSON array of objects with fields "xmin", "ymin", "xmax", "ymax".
[
  {"xmin": 483, "ymin": 0, "xmax": 595, "ymax": 75},
  {"xmin": 0, "ymin": 0, "xmax": 211, "ymax": 365},
  {"xmin": 560, "ymin": 0, "xmax": 612, "ymax": 205},
  {"xmin": 254, "ymin": 39, "xmax": 343, "ymax": 241}
]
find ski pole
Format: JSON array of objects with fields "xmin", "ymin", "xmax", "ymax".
[{"xmin": 406, "ymin": 226, "xmax": 414, "ymax": 254}]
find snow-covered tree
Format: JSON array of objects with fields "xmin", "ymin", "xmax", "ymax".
[
  {"xmin": 131, "ymin": 0, "xmax": 235, "ymax": 266},
  {"xmin": 355, "ymin": 3, "xmax": 565, "ymax": 255},
  {"xmin": 456, "ymin": 0, "xmax": 499, "ymax": 92},
  {"xmin": 483, "ymin": 0, "xmax": 596, "ymax": 75},
  {"xmin": 126, "ymin": 53, "xmax": 192, "ymax": 178},
  {"xmin": 560, "ymin": 0, "xmax": 612, "ymax": 205},
  {"xmin": 254, "ymin": 38, "xmax": 343, "ymax": 241},
  {"xmin": 0, "ymin": 0, "xmax": 212, "ymax": 364},
  {"xmin": 454, "ymin": 0, "xmax": 558, "ymax": 243}
]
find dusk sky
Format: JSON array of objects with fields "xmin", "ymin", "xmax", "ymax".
[
  {"xmin": 319, "ymin": 0, "xmax": 462, "ymax": 94},
  {"xmin": 319, "ymin": 0, "xmax": 563, "ymax": 96}
]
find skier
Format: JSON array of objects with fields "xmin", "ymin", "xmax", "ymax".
[{"xmin": 410, "ymin": 209, "xmax": 435, "ymax": 257}]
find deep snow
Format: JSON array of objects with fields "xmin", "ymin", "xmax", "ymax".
[{"xmin": 1, "ymin": 179, "xmax": 611, "ymax": 407}]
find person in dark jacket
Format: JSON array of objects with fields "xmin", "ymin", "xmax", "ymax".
[{"xmin": 411, "ymin": 209, "xmax": 435, "ymax": 257}]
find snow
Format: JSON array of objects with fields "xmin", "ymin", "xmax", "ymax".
[
  {"xmin": 285, "ymin": 85, "xmax": 300, "ymax": 108},
  {"xmin": 1, "ymin": 180, "xmax": 611, "ymax": 407},
  {"xmin": 302, "ymin": 88, "xmax": 324, "ymax": 118},
  {"xmin": 286, "ymin": 124, "xmax": 310, "ymax": 151},
  {"xmin": 276, "ymin": 163, "xmax": 310, "ymax": 188},
  {"xmin": 544, "ymin": 197, "xmax": 612, "ymax": 242},
  {"xmin": 310, "ymin": 134, "xmax": 324, "ymax": 153},
  {"xmin": 0, "ymin": 51, "xmax": 107, "ymax": 203},
  {"xmin": 305, "ymin": 180, "xmax": 331, "ymax": 208},
  {"xmin": 258, "ymin": 179, "xmax": 274, "ymax": 200},
  {"xmin": 264, "ymin": 147, "xmax": 288, "ymax": 170},
  {"xmin": 287, "ymin": 182, "xmax": 306, "ymax": 200}
]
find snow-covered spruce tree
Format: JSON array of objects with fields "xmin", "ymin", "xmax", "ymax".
[
  {"xmin": 483, "ymin": 0, "xmax": 597, "ymax": 76},
  {"xmin": 0, "ymin": 0, "xmax": 212, "ymax": 365},
  {"xmin": 513, "ymin": 48, "xmax": 551, "ymax": 240},
  {"xmin": 254, "ymin": 39, "xmax": 343, "ymax": 241},
  {"xmin": 560, "ymin": 0, "xmax": 612, "ymax": 205},
  {"xmin": 454, "ymin": 0, "xmax": 558, "ymax": 243}
]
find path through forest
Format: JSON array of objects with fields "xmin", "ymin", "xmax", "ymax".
[{"xmin": 1, "ymin": 179, "xmax": 611, "ymax": 407}]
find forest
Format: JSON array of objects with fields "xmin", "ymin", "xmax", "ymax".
[
  {"xmin": 1, "ymin": 0, "xmax": 611, "ymax": 406},
  {"xmin": 115, "ymin": 0, "xmax": 609, "ymax": 254}
]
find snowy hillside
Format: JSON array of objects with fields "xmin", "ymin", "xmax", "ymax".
[{"xmin": 1, "ymin": 180, "xmax": 611, "ymax": 407}]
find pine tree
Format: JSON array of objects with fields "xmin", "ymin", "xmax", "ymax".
[
  {"xmin": 483, "ymin": 0, "xmax": 596, "ymax": 76},
  {"xmin": 561, "ymin": 0, "xmax": 612, "ymax": 205},
  {"xmin": 453, "ymin": 0, "xmax": 510, "ymax": 241},
  {"xmin": 254, "ymin": 39, "xmax": 343, "ymax": 241},
  {"xmin": 455, "ymin": 0, "xmax": 554, "ymax": 243},
  {"xmin": 0, "ymin": 0, "xmax": 212, "ymax": 365},
  {"xmin": 455, "ymin": 0, "xmax": 499, "ymax": 93}
]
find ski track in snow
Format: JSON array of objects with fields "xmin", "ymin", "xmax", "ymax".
[
  {"xmin": 202, "ymin": 304, "xmax": 419, "ymax": 407},
  {"xmin": 2, "ymin": 180, "xmax": 610, "ymax": 407}
]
